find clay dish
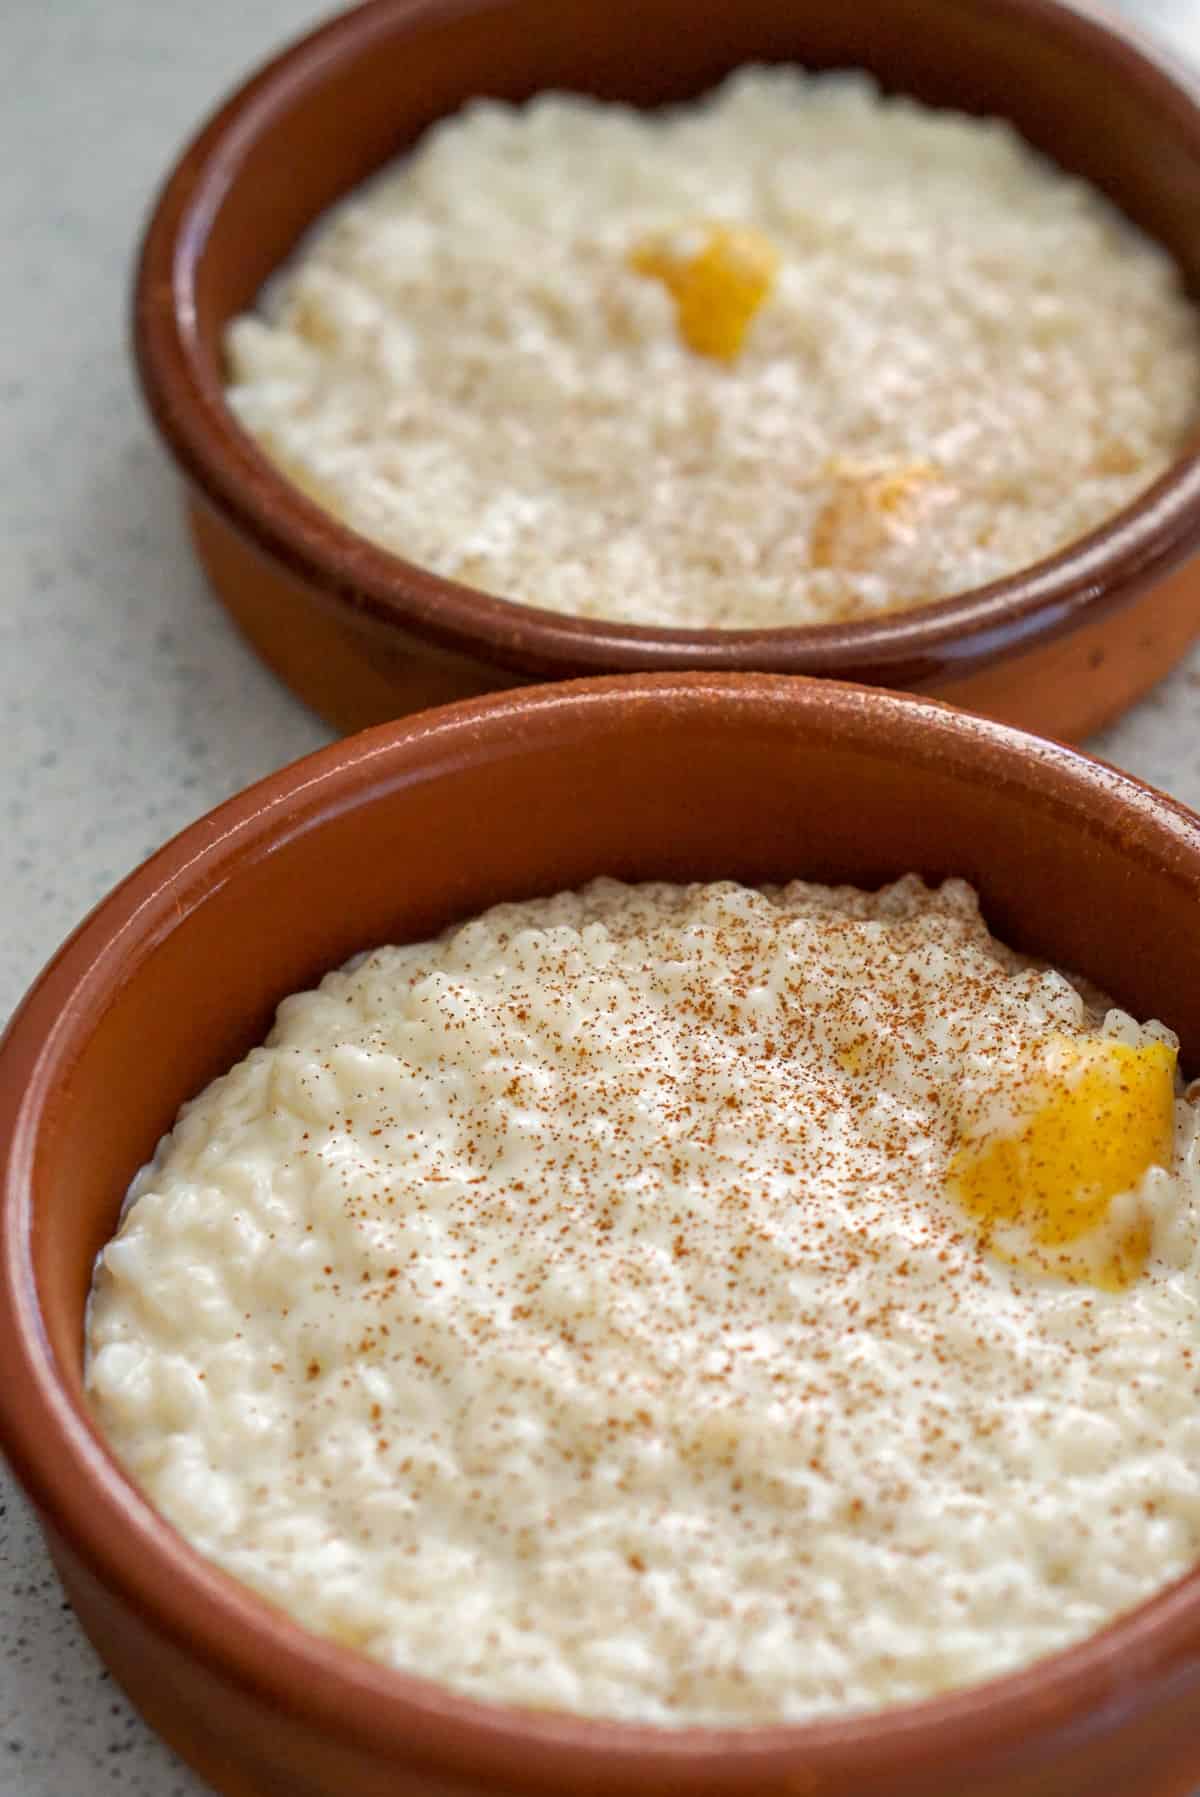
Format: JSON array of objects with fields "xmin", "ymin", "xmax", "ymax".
[
  {"xmin": 133, "ymin": 0, "xmax": 1200, "ymax": 739},
  {"xmin": 4, "ymin": 672, "xmax": 1200, "ymax": 1796}
]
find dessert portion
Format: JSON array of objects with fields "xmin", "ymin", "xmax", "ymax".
[
  {"xmin": 88, "ymin": 876, "xmax": 1200, "ymax": 1723},
  {"xmin": 224, "ymin": 69, "xmax": 1200, "ymax": 628}
]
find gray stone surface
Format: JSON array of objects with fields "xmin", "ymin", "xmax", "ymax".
[{"xmin": 2, "ymin": 1, "xmax": 1198, "ymax": 1790}]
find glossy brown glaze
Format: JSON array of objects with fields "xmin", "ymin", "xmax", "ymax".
[
  {"xmin": 4, "ymin": 674, "xmax": 1200, "ymax": 1796},
  {"xmin": 134, "ymin": 0, "xmax": 1200, "ymax": 738}
]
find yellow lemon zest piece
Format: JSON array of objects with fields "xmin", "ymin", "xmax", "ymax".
[
  {"xmin": 810, "ymin": 458, "xmax": 947, "ymax": 569},
  {"xmin": 947, "ymin": 1038, "xmax": 1176, "ymax": 1291},
  {"xmin": 630, "ymin": 222, "xmax": 779, "ymax": 362}
]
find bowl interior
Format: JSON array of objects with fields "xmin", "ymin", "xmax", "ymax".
[{"xmin": 193, "ymin": 0, "xmax": 1200, "ymax": 361}]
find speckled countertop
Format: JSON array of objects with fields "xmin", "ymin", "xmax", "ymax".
[{"xmin": 3, "ymin": 2, "xmax": 1200, "ymax": 1791}]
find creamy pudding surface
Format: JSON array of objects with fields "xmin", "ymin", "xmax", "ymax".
[
  {"xmin": 88, "ymin": 876, "xmax": 1200, "ymax": 1723},
  {"xmin": 223, "ymin": 69, "xmax": 1200, "ymax": 629}
]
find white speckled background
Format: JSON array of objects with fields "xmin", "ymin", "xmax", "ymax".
[{"xmin": 2, "ymin": 2, "xmax": 1200, "ymax": 1790}]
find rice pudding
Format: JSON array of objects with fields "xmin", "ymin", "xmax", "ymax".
[
  {"xmin": 223, "ymin": 69, "xmax": 1200, "ymax": 629},
  {"xmin": 86, "ymin": 875, "xmax": 1200, "ymax": 1723}
]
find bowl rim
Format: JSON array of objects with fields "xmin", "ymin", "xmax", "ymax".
[
  {"xmin": 5, "ymin": 672, "xmax": 1200, "ymax": 1788},
  {"xmin": 132, "ymin": 0, "xmax": 1200, "ymax": 688}
]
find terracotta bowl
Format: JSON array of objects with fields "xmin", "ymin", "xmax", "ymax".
[
  {"xmin": 133, "ymin": 0, "xmax": 1200, "ymax": 741},
  {"xmin": 4, "ymin": 672, "xmax": 1200, "ymax": 1797}
]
